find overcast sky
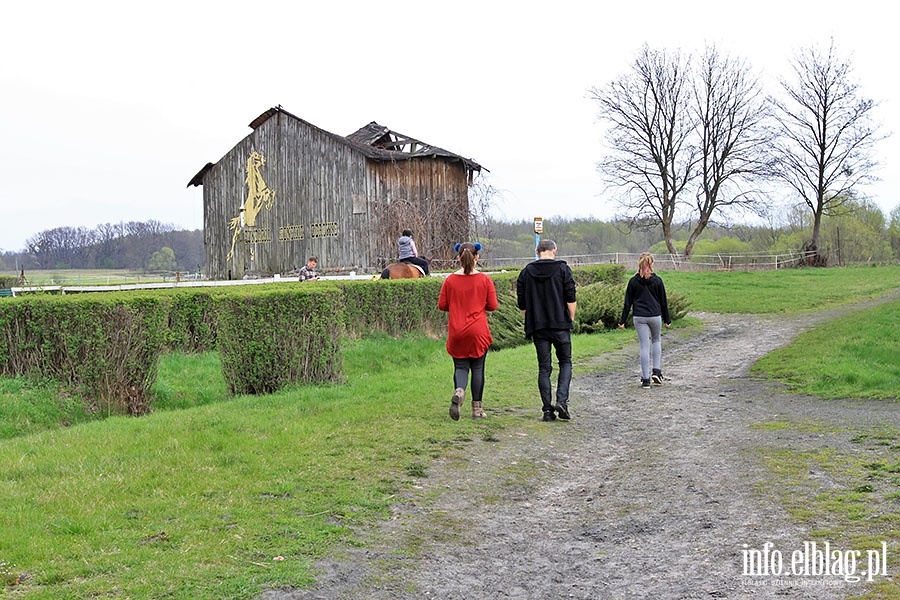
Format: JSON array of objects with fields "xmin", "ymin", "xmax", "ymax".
[{"xmin": 2, "ymin": 0, "xmax": 897, "ymax": 252}]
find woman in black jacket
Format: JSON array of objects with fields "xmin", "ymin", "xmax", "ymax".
[{"xmin": 618, "ymin": 253, "xmax": 671, "ymax": 389}]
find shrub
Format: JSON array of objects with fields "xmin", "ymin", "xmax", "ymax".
[
  {"xmin": 574, "ymin": 282, "xmax": 627, "ymax": 333},
  {"xmin": 489, "ymin": 265, "xmax": 628, "ymax": 350},
  {"xmin": 336, "ymin": 279, "xmax": 446, "ymax": 339},
  {"xmin": 165, "ymin": 290, "xmax": 219, "ymax": 353},
  {"xmin": 0, "ymin": 294, "xmax": 167, "ymax": 415},
  {"xmin": 487, "ymin": 290, "xmax": 526, "ymax": 351},
  {"xmin": 490, "ymin": 274, "xmax": 691, "ymax": 347},
  {"xmin": 215, "ymin": 287, "xmax": 343, "ymax": 395}
]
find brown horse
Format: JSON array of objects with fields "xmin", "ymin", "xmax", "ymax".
[{"xmin": 380, "ymin": 262, "xmax": 426, "ymax": 279}]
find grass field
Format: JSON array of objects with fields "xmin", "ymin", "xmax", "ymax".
[
  {"xmin": 0, "ymin": 265, "xmax": 898, "ymax": 597},
  {"xmin": 1, "ymin": 269, "xmax": 184, "ymax": 287},
  {"xmin": 660, "ymin": 264, "xmax": 900, "ymax": 313}
]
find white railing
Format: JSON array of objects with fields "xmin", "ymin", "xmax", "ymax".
[{"xmin": 482, "ymin": 251, "xmax": 817, "ymax": 271}]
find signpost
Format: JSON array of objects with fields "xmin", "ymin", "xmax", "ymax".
[{"xmin": 533, "ymin": 217, "xmax": 543, "ymax": 258}]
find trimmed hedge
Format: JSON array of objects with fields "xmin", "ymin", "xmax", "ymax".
[
  {"xmin": 335, "ymin": 278, "xmax": 447, "ymax": 338},
  {"xmin": 0, "ymin": 294, "xmax": 167, "ymax": 415},
  {"xmin": 0, "ymin": 263, "xmax": 679, "ymax": 413},
  {"xmin": 489, "ymin": 268, "xmax": 688, "ymax": 350},
  {"xmin": 215, "ymin": 287, "xmax": 343, "ymax": 395},
  {"xmin": 165, "ymin": 290, "xmax": 219, "ymax": 353}
]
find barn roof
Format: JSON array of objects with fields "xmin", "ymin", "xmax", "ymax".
[{"xmin": 187, "ymin": 106, "xmax": 484, "ymax": 187}]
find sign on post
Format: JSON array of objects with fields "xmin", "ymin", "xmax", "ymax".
[{"xmin": 533, "ymin": 217, "xmax": 543, "ymax": 259}]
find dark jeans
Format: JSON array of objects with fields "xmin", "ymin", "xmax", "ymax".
[
  {"xmin": 533, "ymin": 329, "xmax": 572, "ymax": 412},
  {"xmin": 453, "ymin": 353, "xmax": 486, "ymax": 402},
  {"xmin": 400, "ymin": 256, "xmax": 430, "ymax": 275}
]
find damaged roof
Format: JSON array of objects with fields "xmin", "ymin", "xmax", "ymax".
[{"xmin": 188, "ymin": 106, "xmax": 484, "ymax": 187}]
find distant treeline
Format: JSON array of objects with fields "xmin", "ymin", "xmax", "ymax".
[
  {"xmin": 1, "ymin": 221, "xmax": 204, "ymax": 273},
  {"xmin": 2, "ymin": 199, "xmax": 898, "ymax": 275}
]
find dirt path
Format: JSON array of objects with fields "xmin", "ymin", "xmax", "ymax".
[{"xmin": 263, "ymin": 295, "xmax": 899, "ymax": 600}]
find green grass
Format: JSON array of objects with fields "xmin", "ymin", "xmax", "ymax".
[
  {"xmin": 661, "ymin": 265, "xmax": 900, "ymax": 313},
  {"xmin": 756, "ymin": 427, "xmax": 900, "ymax": 598},
  {"xmin": 752, "ymin": 299, "xmax": 900, "ymax": 400},
  {"xmin": 0, "ymin": 329, "xmax": 633, "ymax": 598},
  {"xmin": 3, "ymin": 269, "xmax": 178, "ymax": 286},
  {"xmin": 0, "ymin": 378, "xmax": 97, "ymax": 439}
]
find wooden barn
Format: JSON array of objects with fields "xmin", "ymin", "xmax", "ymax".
[{"xmin": 187, "ymin": 106, "xmax": 485, "ymax": 280}]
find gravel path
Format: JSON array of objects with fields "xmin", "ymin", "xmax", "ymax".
[{"xmin": 262, "ymin": 294, "xmax": 899, "ymax": 600}]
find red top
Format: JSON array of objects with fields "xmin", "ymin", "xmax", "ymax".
[{"xmin": 438, "ymin": 272, "xmax": 499, "ymax": 358}]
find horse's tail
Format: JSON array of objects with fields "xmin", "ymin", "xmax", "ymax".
[{"xmin": 380, "ymin": 267, "xmax": 391, "ymax": 279}]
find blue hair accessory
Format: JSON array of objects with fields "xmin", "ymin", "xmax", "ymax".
[{"xmin": 454, "ymin": 242, "xmax": 483, "ymax": 254}]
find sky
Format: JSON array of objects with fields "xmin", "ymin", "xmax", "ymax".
[{"xmin": 2, "ymin": 0, "xmax": 898, "ymax": 253}]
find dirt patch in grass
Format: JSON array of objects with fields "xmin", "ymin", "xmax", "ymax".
[{"xmin": 262, "ymin": 292, "xmax": 900, "ymax": 600}]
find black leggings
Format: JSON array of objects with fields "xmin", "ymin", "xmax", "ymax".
[
  {"xmin": 400, "ymin": 256, "xmax": 430, "ymax": 275},
  {"xmin": 453, "ymin": 353, "xmax": 486, "ymax": 402}
]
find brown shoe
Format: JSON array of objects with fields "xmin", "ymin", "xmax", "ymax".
[
  {"xmin": 450, "ymin": 388, "xmax": 464, "ymax": 421},
  {"xmin": 471, "ymin": 400, "xmax": 487, "ymax": 419}
]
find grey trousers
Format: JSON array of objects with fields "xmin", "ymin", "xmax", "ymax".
[{"xmin": 633, "ymin": 315, "xmax": 662, "ymax": 380}]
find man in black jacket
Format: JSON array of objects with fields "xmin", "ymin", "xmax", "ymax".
[{"xmin": 516, "ymin": 239, "xmax": 577, "ymax": 421}]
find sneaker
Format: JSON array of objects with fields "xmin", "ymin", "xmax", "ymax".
[
  {"xmin": 555, "ymin": 404, "xmax": 571, "ymax": 421},
  {"xmin": 450, "ymin": 388, "xmax": 464, "ymax": 421},
  {"xmin": 542, "ymin": 411, "xmax": 557, "ymax": 422},
  {"xmin": 651, "ymin": 373, "xmax": 663, "ymax": 385},
  {"xmin": 641, "ymin": 379, "xmax": 652, "ymax": 389}
]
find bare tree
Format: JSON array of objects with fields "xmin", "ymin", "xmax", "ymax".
[
  {"xmin": 771, "ymin": 39, "xmax": 884, "ymax": 264},
  {"xmin": 25, "ymin": 226, "xmax": 94, "ymax": 269},
  {"xmin": 685, "ymin": 45, "xmax": 773, "ymax": 257},
  {"xmin": 590, "ymin": 44, "xmax": 697, "ymax": 256},
  {"xmin": 468, "ymin": 174, "xmax": 498, "ymax": 249}
]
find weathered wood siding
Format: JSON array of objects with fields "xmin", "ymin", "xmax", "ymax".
[
  {"xmin": 203, "ymin": 114, "xmax": 470, "ymax": 279},
  {"xmin": 367, "ymin": 159, "xmax": 471, "ymax": 265}
]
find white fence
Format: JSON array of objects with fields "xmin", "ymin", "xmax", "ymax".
[{"xmin": 482, "ymin": 251, "xmax": 817, "ymax": 271}]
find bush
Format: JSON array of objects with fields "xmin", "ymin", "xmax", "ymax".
[
  {"xmin": 488, "ymin": 265, "xmax": 629, "ymax": 350},
  {"xmin": 490, "ymin": 274, "xmax": 691, "ymax": 348},
  {"xmin": 335, "ymin": 278, "xmax": 446, "ymax": 339},
  {"xmin": 574, "ymin": 282, "xmax": 627, "ymax": 333},
  {"xmin": 165, "ymin": 290, "xmax": 219, "ymax": 353},
  {"xmin": 0, "ymin": 294, "xmax": 168, "ymax": 415},
  {"xmin": 215, "ymin": 287, "xmax": 343, "ymax": 395},
  {"xmin": 487, "ymin": 290, "xmax": 526, "ymax": 351}
]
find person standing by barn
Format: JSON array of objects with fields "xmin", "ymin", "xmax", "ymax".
[
  {"xmin": 398, "ymin": 229, "xmax": 431, "ymax": 275},
  {"xmin": 438, "ymin": 242, "xmax": 498, "ymax": 420},
  {"xmin": 618, "ymin": 252, "xmax": 671, "ymax": 388},
  {"xmin": 297, "ymin": 256, "xmax": 319, "ymax": 281}
]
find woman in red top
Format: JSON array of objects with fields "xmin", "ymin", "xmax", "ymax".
[{"xmin": 438, "ymin": 242, "xmax": 498, "ymax": 420}]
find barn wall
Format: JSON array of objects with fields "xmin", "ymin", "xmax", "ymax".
[
  {"xmin": 204, "ymin": 116, "xmax": 371, "ymax": 279},
  {"xmin": 367, "ymin": 159, "xmax": 471, "ymax": 267},
  {"xmin": 203, "ymin": 114, "xmax": 471, "ymax": 279}
]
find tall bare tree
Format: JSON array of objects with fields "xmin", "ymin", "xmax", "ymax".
[
  {"xmin": 590, "ymin": 44, "xmax": 697, "ymax": 256},
  {"xmin": 686, "ymin": 45, "xmax": 772, "ymax": 257},
  {"xmin": 771, "ymin": 39, "xmax": 883, "ymax": 264}
]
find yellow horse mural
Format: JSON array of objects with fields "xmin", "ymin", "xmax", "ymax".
[{"xmin": 227, "ymin": 151, "xmax": 277, "ymax": 260}]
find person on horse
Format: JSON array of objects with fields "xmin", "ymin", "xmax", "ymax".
[{"xmin": 398, "ymin": 229, "xmax": 430, "ymax": 276}]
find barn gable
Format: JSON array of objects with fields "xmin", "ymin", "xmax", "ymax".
[{"xmin": 188, "ymin": 106, "xmax": 484, "ymax": 280}]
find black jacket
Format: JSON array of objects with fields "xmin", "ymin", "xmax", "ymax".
[
  {"xmin": 516, "ymin": 259, "xmax": 577, "ymax": 337},
  {"xmin": 619, "ymin": 273, "xmax": 671, "ymax": 325}
]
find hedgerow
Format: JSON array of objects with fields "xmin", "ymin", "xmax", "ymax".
[
  {"xmin": 0, "ymin": 263, "xmax": 676, "ymax": 414},
  {"xmin": 0, "ymin": 293, "xmax": 167, "ymax": 415}
]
